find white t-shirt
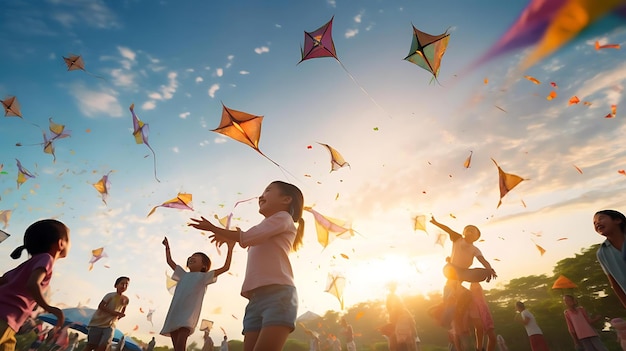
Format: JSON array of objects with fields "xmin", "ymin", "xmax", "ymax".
[
  {"xmin": 520, "ymin": 309, "xmax": 543, "ymax": 336},
  {"xmin": 450, "ymin": 238, "xmax": 482, "ymax": 268}
]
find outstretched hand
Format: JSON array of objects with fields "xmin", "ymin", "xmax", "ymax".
[
  {"xmin": 162, "ymin": 236, "xmax": 170, "ymax": 248},
  {"xmin": 189, "ymin": 216, "xmax": 216, "ymax": 232}
]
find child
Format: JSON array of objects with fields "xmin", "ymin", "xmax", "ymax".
[
  {"xmin": 430, "ymin": 216, "xmax": 497, "ymax": 283},
  {"xmin": 82, "ymin": 277, "xmax": 130, "ymax": 351},
  {"xmin": 188, "ymin": 180, "xmax": 305, "ymax": 351},
  {"xmin": 0, "ymin": 219, "xmax": 70, "ymax": 351},
  {"xmin": 562, "ymin": 294, "xmax": 607, "ymax": 351},
  {"xmin": 515, "ymin": 301, "xmax": 549, "ymax": 351},
  {"xmin": 593, "ymin": 210, "xmax": 626, "ymax": 308},
  {"xmin": 160, "ymin": 236, "xmax": 235, "ymax": 351}
]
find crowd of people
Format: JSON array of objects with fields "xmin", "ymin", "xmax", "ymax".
[{"xmin": 1, "ymin": 185, "xmax": 626, "ymax": 351}]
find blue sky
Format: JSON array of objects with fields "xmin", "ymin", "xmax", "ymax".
[{"xmin": 1, "ymin": 0, "xmax": 625, "ymax": 346}]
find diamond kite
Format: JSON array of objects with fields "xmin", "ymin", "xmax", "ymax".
[
  {"xmin": 147, "ymin": 193, "xmax": 193, "ymax": 217},
  {"xmin": 404, "ymin": 25, "xmax": 451, "ymax": 80},
  {"xmin": 130, "ymin": 104, "xmax": 160, "ymax": 182},
  {"xmin": 492, "ymin": 158, "xmax": 525, "ymax": 208}
]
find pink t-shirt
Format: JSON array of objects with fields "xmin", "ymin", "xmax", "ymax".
[
  {"xmin": 239, "ymin": 211, "xmax": 296, "ymax": 298},
  {"xmin": 0, "ymin": 253, "xmax": 54, "ymax": 332},
  {"xmin": 564, "ymin": 307, "xmax": 598, "ymax": 339}
]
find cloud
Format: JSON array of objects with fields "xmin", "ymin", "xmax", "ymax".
[
  {"xmin": 208, "ymin": 84, "xmax": 220, "ymax": 98},
  {"xmin": 142, "ymin": 101, "xmax": 156, "ymax": 110},
  {"xmin": 70, "ymin": 84, "xmax": 123, "ymax": 118},
  {"xmin": 172, "ymin": 147, "xmax": 179, "ymax": 153},
  {"xmin": 148, "ymin": 92, "xmax": 162, "ymax": 100},
  {"xmin": 354, "ymin": 13, "xmax": 363, "ymax": 23},
  {"xmin": 327, "ymin": 0, "xmax": 336, "ymax": 7},
  {"xmin": 345, "ymin": 29, "xmax": 359, "ymax": 38},
  {"xmin": 254, "ymin": 46, "xmax": 270, "ymax": 54},
  {"xmin": 216, "ymin": 68, "xmax": 223, "ymax": 77},
  {"xmin": 214, "ymin": 137, "xmax": 227, "ymax": 144},
  {"xmin": 239, "ymin": 71, "xmax": 250, "ymax": 75},
  {"xmin": 117, "ymin": 46, "xmax": 136, "ymax": 62},
  {"xmin": 159, "ymin": 71, "xmax": 178, "ymax": 100},
  {"xmin": 49, "ymin": 0, "xmax": 120, "ymax": 29},
  {"xmin": 110, "ymin": 68, "xmax": 135, "ymax": 88},
  {"xmin": 179, "ymin": 112, "xmax": 190, "ymax": 119},
  {"xmin": 195, "ymin": 76, "xmax": 203, "ymax": 83},
  {"xmin": 186, "ymin": 68, "xmax": 194, "ymax": 72}
]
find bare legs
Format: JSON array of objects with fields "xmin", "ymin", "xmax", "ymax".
[
  {"xmin": 170, "ymin": 328, "xmax": 191, "ymax": 351},
  {"xmin": 243, "ymin": 326, "xmax": 291, "ymax": 351}
]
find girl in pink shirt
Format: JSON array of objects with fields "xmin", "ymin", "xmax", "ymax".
[
  {"xmin": 189, "ymin": 181, "xmax": 305, "ymax": 351},
  {"xmin": 0, "ymin": 219, "xmax": 71, "ymax": 351},
  {"xmin": 563, "ymin": 295, "xmax": 607, "ymax": 351}
]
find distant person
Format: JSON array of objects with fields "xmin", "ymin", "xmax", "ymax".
[
  {"xmin": 201, "ymin": 331, "xmax": 213, "ymax": 351},
  {"xmin": 340, "ymin": 317, "xmax": 356, "ymax": 351},
  {"xmin": 189, "ymin": 181, "xmax": 305, "ymax": 351},
  {"xmin": 0, "ymin": 219, "xmax": 70, "ymax": 351},
  {"xmin": 146, "ymin": 337, "xmax": 156, "ymax": 351},
  {"xmin": 562, "ymin": 294, "xmax": 608, "ymax": 351},
  {"xmin": 594, "ymin": 210, "xmax": 626, "ymax": 308},
  {"xmin": 65, "ymin": 332, "xmax": 80, "ymax": 351},
  {"xmin": 160, "ymin": 236, "xmax": 234, "ymax": 351},
  {"xmin": 82, "ymin": 276, "xmax": 130, "ymax": 351},
  {"xmin": 515, "ymin": 301, "xmax": 549, "ymax": 351},
  {"xmin": 220, "ymin": 335, "xmax": 228, "ymax": 351}
]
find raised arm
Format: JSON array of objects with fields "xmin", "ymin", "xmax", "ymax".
[
  {"xmin": 430, "ymin": 216, "xmax": 462, "ymax": 241},
  {"xmin": 214, "ymin": 240, "xmax": 235, "ymax": 278},
  {"xmin": 162, "ymin": 237, "xmax": 177, "ymax": 271}
]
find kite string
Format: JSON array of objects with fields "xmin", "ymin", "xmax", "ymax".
[
  {"xmin": 336, "ymin": 60, "xmax": 392, "ymax": 119},
  {"xmin": 146, "ymin": 144, "xmax": 160, "ymax": 182}
]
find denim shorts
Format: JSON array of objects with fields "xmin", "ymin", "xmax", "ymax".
[
  {"xmin": 87, "ymin": 326, "xmax": 114, "ymax": 347},
  {"xmin": 242, "ymin": 285, "xmax": 298, "ymax": 334}
]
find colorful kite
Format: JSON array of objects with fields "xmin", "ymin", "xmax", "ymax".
[
  {"xmin": 318, "ymin": 143, "xmax": 350, "ymax": 172},
  {"xmin": 325, "ymin": 272, "xmax": 346, "ymax": 310},
  {"xmin": 595, "ymin": 40, "xmax": 621, "ymax": 50},
  {"xmin": 93, "ymin": 171, "xmax": 112, "ymax": 205},
  {"xmin": 605, "ymin": 104, "xmax": 617, "ymax": 118},
  {"xmin": 0, "ymin": 210, "xmax": 11, "ymax": 229},
  {"xmin": 435, "ymin": 232, "xmax": 446, "ymax": 247},
  {"xmin": 165, "ymin": 271, "xmax": 177, "ymax": 295},
  {"xmin": 63, "ymin": 54, "xmax": 105, "ymax": 80},
  {"xmin": 146, "ymin": 309, "xmax": 155, "ymax": 326},
  {"xmin": 552, "ymin": 274, "xmax": 577, "ymax": 289},
  {"xmin": 1, "ymin": 96, "xmax": 22, "ymax": 118},
  {"xmin": 492, "ymin": 158, "xmax": 526, "ymax": 208},
  {"xmin": 304, "ymin": 206, "xmax": 355, "ymax": 248},
  {"xmin": 299, "ymin": 17, "xmax": 389, "ymax": 116},
  {"xmin": 130, "ymin": 104, "xmax": 160, "ymax": 182},
  {"xmin": 403, "ymin": 25, "xmax": 451, "ymax": 80},
  {"xmin": 413, "ymin": 215, "xmax": 427, "ymax": 233},
  {"xmin": 463, "ymin": 151, "xmax": 473, "ymax": 168},
  {"xmin": 0, "ymin": 230, "xmax": 9, "ymax": 244},
  {"xmin": 16, "ymin": 159, "xmax": 35, "ymax": 189},
  {"xmin": 213, "ymin": 197, "xmax": 258, "ymax": 229},
  {"xmin": 464, "ymin": 0, "xmax": 626, "ymax": 73},
  {"xmin": 88, "ymin": 247, "xmax": 107, "ymax": 271},
  {"xmin": 147, "ymin": 193, "xmax": 193, "ymax": 217},
  {"xmin": 48, "ymin": 118, "xmax": 71, "ymax": 140}
]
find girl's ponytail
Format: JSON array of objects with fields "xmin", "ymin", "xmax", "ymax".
[
  {"xmin": 10, "ymin": 245, "xmax": 26, "ymax": 259},
  {"xmin": 293, "ymin": 218, "xmax": 305, "ymax": 252}
]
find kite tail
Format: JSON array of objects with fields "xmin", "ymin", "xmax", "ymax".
[
  {"xmin": 336, "ymin": 60, "xmax": 392, "ymax": 119},
  {"xmin": 85, "ymin": 70, "xmax": 108, "ymax": 82},
  {"xmin": 146, "ymin": 144, "xmax": 160, "ymax": 182}
]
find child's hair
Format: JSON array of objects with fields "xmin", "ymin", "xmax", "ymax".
[
  {"xmin": 463, "ymin": 225, "xmax": 481, "ymax": 239},
  {"xmin": 595, "ymin": 209, "xmax": 626, "ymax": 233},
  {"xmin": 193, "ymin": 252, "xmax": 210, "ymax": 272},
  {"xmin": 10, "ymin": 219, "xmax": 69, "ymax": 259},
  {"xmin": 563, "ymin": 294, "xmax": 578, "ymax": 307},
  {"xmin": 515, "ymin": 301, "xmax": 524, "ymax": 309},
  {"xmin": 115, "ymin": 276, "xmax": 130, "ymax": 286},
  {"xmin": 271, "ymin": 181, "xmax": 305, "ymax": 251}
]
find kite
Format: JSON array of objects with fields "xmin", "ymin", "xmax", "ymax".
[
  {"xmin": 533, "ymin": 241, "xmax": 546, "ymax": 256},
  {"xmin": 463, "ymin": 151, "xmax": 473, "ymax": 168},
  {"xmin": 146, "ymin": 309, "xmax": 155, "ymax": 326},
  {"xmin": 569, "ymin": 96, "xmax": 580, "ymax": 105},
  {"xmin": 147, "ymin": 193, "xmax": 193, "ymax": 217},
  {"xmin": 605, "ymin": 104, "xmax": 617, "ymax": 118},
  {"xmin": 16, "ymin": 159, "xmax": 35, "ymax": 189},
  {"xmin": 318, "ymin": 143, "xmax": 350, "ymax": 172},
  {"xmin": 0, "ymin": 210, "xmax": 11, "ymax": 229},
  {"xmin": 0, "ymin": 230, "xmax": 9, "ymax": 244},
  {"xmin": 325, "ymin": 272, "xmax": 346, "ymax": 310},
  {"xmin": 304, "ymin": 206, "xmax": 355, "ymax": 248},
  {"xmin": 199, "ymin": 320, "xmax": 213, "ymax": 332},
  {"xmin": 93, "ymin": 172, "xmax": 112, "ymax": 205},
  {"xmin": 63, "ymin": 54, "xmax": 105, "ymax": 80},
  {"xmin": 299, "ymin": 17, "xmax": 389, "ymax": 116},
  {"xmin": 212, "ymin": 103, "xmax": 284, "ymax": 169},
  {"xmin": 166, "ymin": 271, "xmax": 177, "ymax": 295},
  {"xmin": 546, "ymin": 91, "xmax": 557, "ymax": 100},
  {"xmin": 492, "ymin": 158, "xmax": 526, "ymax": 208},
  {"xmin": 1, "ymin": 96, "xmax": 22, "ymax": 118},
  {"xmin": 550, "ymin": 82, "xmax": 559, "ymax": 88},
  {"xmin": 435, "ymin": 232, "xmax": 447, "ymax": 247},
  {"xmin": 48, "ymin": 118, "xmax": 71, "ymax": 140},
  {"xmin": 524, "ymin": 75, "xmax": 541, "ymax": 85},
  {"xmin": 130, "ymin": 104, "xmax": 160, "ymax": 182},
  {"xmin": 413, "ymin": 215, "xmax": 427, "ymax": 233},
  {"xmin": 88, "ymin": 247, "xmax": 107, "ymax": 271},
  {"xmin": 552, "ymin": 274, "xmax": 577, "ymax": 290},
  {"xmin": 462, "ymin": 0, "xmax": 626, "ymax": 73},
  {"xmin": 403, "ymin": 24, "xmax": 451, "ymax": 81},
  {"xmin": 595, "ymin": 40, "xmax": 621, "ymax": 50},
  {"xmin": 573, "ymin": 165, "xmax": 583, "ymax": 174},
  {"xmin": 213, "ymin": 197, "xmax": 257, "ymax": 229}
]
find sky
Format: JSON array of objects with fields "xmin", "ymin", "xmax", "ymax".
[{"xmin": 1, "ymin": 0, "xmax": 626, "ymax": 346}]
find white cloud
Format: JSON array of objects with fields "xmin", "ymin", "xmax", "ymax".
[
  {"xmin": 110, "ymin": 68, "xmax": 135, "ymax": 88},
  {"xmin": 275, "ymin": 24, "xmax": 282, "ymax": 28},
  {"xmin": 214, "ymin": 137, "xmax": 227, "ymax": 144},
  {"xmin": 195, "ymin": 76, "xmax": 204, "ymax": 83},
  {"xmin": 208, "ymin": 84, "xmax": 220, "ymax": 98},
  {"xmin": 142, "ymin": 101, "xmax": 156, "ymax": 110},
  {"xmin": 159, "ymin": 71, "xmax": 178, "ymax": 100},
  {"xmin": 575, "ymin": 62, "xmax": 626, "ymax": 104},
  {"xmin": 354, "ymin": 13, "xmax": 363, "ymax": 23},
  {"xmin": 239, "ymin": 71, "xmax": 250, "ymax": 75},
  {"xmin": 327, "ymin": 0, "xmax": 336, "ymax": 7},
  {"xmin": 148, "ymin": 92, "xmax": 162, "ymax": 100},
  {"xmin": 254, "ymin": 46, "xmax": 270, "ymax": 54},
  {"xmin": 49, "ymin": 0, "xmax": 120, "ymax": 29},
  {"xmin": 49, "ymin": 52, "xmax": 56, "ymax": 60},
  {"xmin": 71, "ymin": 85, "xmax": 123, "ymax": 118},
  {"xmin": 345, "ymin": 29, "xmax": 359, "ymax": 38},
  {"xmin": 186, "ymin": 68, "xmax": 194, "ymax": 72},
  {"xmin": 216, "ymin": 68, "xmax": 223, "ymax": 77},
  {"xmin": 179, "ymin": 112, "xmax": 190, "ymax": 119},
  {"xmin": 117, "ymin": 46, "xmax": 136, "ymax": 62},
  {"xmin": 172, "ymin": 147, "xmax": 179, "ymax": 153}
]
